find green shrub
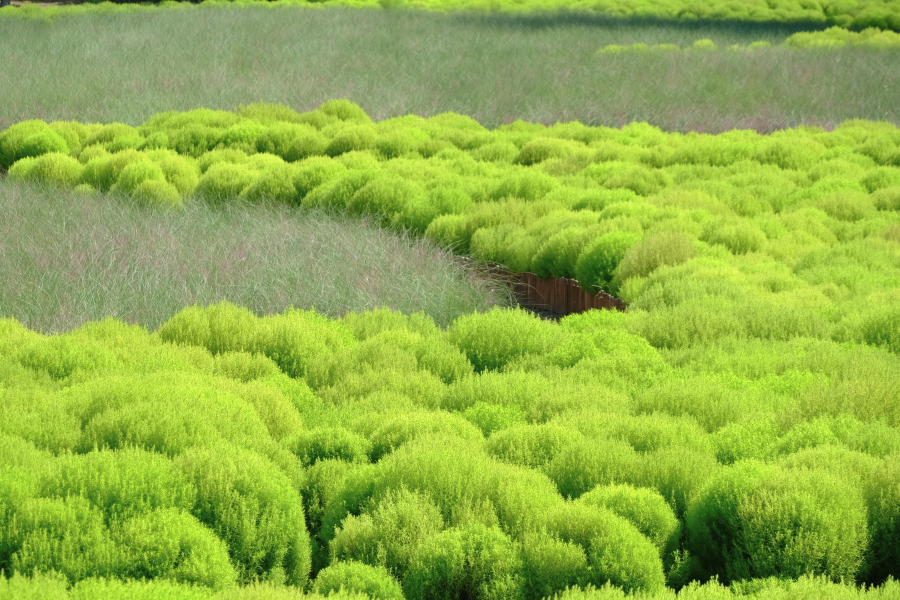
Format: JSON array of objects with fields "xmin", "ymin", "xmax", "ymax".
[
  {"xmin": 313, "ymin": 561, "xmax": 404, "ymax": 600},
  {"xmin": 302, "ymin": 169, "xmax": 382, "ymax": 211},
  {"xmin": 325, "ymin": 126, "xmax": 377, "ymax": 157},
  {"xmin": 16, "ymin": 130, "xmax": 70, "ymax": 161},
  {"xmin": 514, "ymin": 137, "xmax": 579, "ymax": 166},
  {"xmin": 463, "ymin": 402, "xmax": 526, "ymax": 437},
  {"xmin": 113, "ymin": 508, "xmax": 237, "ymax": 590},
  {"xmin": 702, "ymin": 220, "xmax": 767, "ymax": 254},
  {"xmin": 168, "ymin": 125, "xmax": 223, "ymax": 158},
  {"xmin": 330, "ymin": 488, "xmax": 444, "ymax": 578},
  {"xmin": 283, "ymin": 132, "xmax": 329, "ymax": 162},
  {"xmin": 0, "ymin": 120, "xmax": 57, "ymax": 169},
  {"xmin": 217, "ymin": 121, "xmax": 267, "ymax": 154},
  {"xmin": 544, "ymin": 438, "xmax": 639, "ymax": 499},
  {"xmin": 686, "ymin": 461, "xmax": 868, "ymax": 583},
  {"xmin": 486, "ymin": 423, "xmax": 584, "ymax": 470},
  {"xmin": 531, "ymin": 227, "xmax": 598, "ymax": 280},
  {"xmin": 471, "ymin": 141, "xmax": 519, "ymax": 163},
  {"xmin": 175, "ymin": 444, "xmax": 311, "ymax": 587},
  {"xmin": 403, "ymin": 523, "xmax": 524, "ymax": 600},
  {"xmin": 633, "ymin": 447, "xmax": 719, "ymax": 519},
  {"xmin": 109, "ymin": 161, "xmax": 167, "ymax": 196},
  {"xmin": 611, "ymin": 231, "xmax": 696, "ymax": 293},
  {"xmin": 239, "ymin": 164, "xmax": 298, "ymax": 204},
  {"xmin": 157, "ymin": 302, "xmax": 259, "ymax": 357},
  {"xmin": 541, "ymin": 502, "xmax": 666, "ymax": 593},
  {"xmin": 11, "ymin": 152, "xmax": 83, "ymax": 188},
  {"xmin": 873, "ymin": 186, "xmax": 900, "ymax": 211},
  {"xmin": 348, "ymin": 175, "xmax": 427, "ymax": 227},
  {"xmin": 519, "ymin": 531, "xmax": 588, "ymax": 600},
  {"xmin": 318, "ymin": 100, "xmax": 373, "ymax": 124},
  {"xmin": 374, "ymin": 129, "xmax": 430, "ymax": 159},
  {"xmin": 448, "ymin": 308, "xmax": 563, "ymax": 373},
  {"xmin": 369, "ymin": 411, "xmax": 482, "ymax": 461},
  {"xmin": 490, "ymin": 170, "xmax": 559, "ymax": 202},
  {"xmin": 576, "ymin": 484, "xmax": 680, "ymax": 558},
  {"xmin": 196, "ymin": 149, "xmax": 249, "ymax": 173},
  {"xmin": 6, "ymin": 496, "xmax": 121, "ymax": 584},
  {"xmin": 292, "ymin": 428, "xmax": 372, "ymax": 467},
  {"xmin": 574, "ymin": 231, "xmax": 641, "ymax": 292},
  {"xmin": 155, "ymin": 154, "xmax": 200, "ymax": 196},
  {"xmin": 39, "ymin": 447, "xmax": 197, "ymax": 522},
  {"xmin": 864, "ymin": 458, "xmax": 900, "ymax": 583}
]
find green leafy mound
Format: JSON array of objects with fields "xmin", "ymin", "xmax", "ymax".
[{"xmin": 1, "ymin": 302, "xmax": 900, "ymax": 597}]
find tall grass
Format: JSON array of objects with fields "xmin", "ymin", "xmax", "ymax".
[
  {"xmin": 0, "ymin": 180, "xmax": 509, "ymax": 333},
  {"xmin": 0, "ymin": 6, "xmax": 897, "ymax": 133}
]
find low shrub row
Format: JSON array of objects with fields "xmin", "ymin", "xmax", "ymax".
[
  {"xmin": 597, "ymin": 27, "xmax": 900, "ymax": 53},
  {"xmin": 1, "ymin": 0, "xmax": 899, "ymax": 32},
  {"xmin": 3, "ymin": 101, "xmax": 899, "ymax": 356},
  {"xmin": 1, "ymin": 304, "xmax": 899, "ymax": 597}
]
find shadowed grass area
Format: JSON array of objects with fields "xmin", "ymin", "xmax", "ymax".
[
  {"xmin": 0, "ymin": 5, "xmax": 897, "ymax": 132},
  {"xmin": 0, "ymin": 180, "xmax": 510, "ymax": 333}
]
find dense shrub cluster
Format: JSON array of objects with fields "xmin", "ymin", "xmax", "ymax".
[
  {"xmin": 2, "ymin": 0, "xmax": 900, "ymax": 32},
  {"xmin": 597, "ymin": 27, "xmax": 900, "ymax": 53},
  {"xmin": 4, "ymin": 101, "xmax": 899, "ymax": 354},
  {"xmin": 2, "ymin": 302, "xmax": 900, "ymax": 597}
]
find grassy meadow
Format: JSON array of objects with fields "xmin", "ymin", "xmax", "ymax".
[
  {"xmin": 1, "ymin": 1, "xmax": 900, "ymax": 599},
  {"xmin": 0, "ymin": 6, "xmax": 898, "ymax": 132}
]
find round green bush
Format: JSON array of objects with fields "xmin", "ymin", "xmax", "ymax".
[
  {"xmin": 240, "ymin": 165, "xmax": 299, "ymax": 205},
  {"xmin": 110, "ymin": 161, "xmax": 167, "ymax": 196},
  {"xmin": 369, "ymin": 411, "xmax": 482, "ymax": 461},
  {"xmin": 486, "ymin": 423, "xmax": 585, "ymax": 470},
  {"xmin": 448, "ymin": 307, "xmax": 563, "ymax": 373},
  {"xmin": 319, "ymin": 100, "xmax": 373, "ymax": 124},
  {"xmin": 0, "ymin": 120, "xmax": 54, "ymax": 169},
  {"xmin": 702, "ymin": 221, "xmax": 768, "ymax": 254},
  {"xmin": 541, "ymin": 502, "xmax": 666, "ymax": 593},
  {"xmin": 576, "ymin": 484, "xmax": 680, "ymax": 558},
  {"xmin": 330, "ymin": 488, "xmax": 444, "ymax": 578},
  {"xmin": 133, "ymin": 180, "xmax": 184, "ymax": 209},
  {"xmin": 686, "ymin": 461, "xmax": 869, "ymax": 583},
  {"xmin": 348, "ymin": 176, "xmax": 427, "ymax": 227},
  {"xmin": 17, "ymin": 130, "xmax": 70, "ymax": 161},
  {"xmin": 544, "ymin": 438, "xmax": 639, "ymax": 499},
  {"xmin": 175, "ymin": 444, "xmax": 312, "ymax": 587},
  {"xmin": 514, "ymin": 137, "xmax": 579, "ymax": 166},
  {"xmin": 611, "ymin": 231, "xmax": 696, "ymax": 293},
  {"xmin": 519, "ymin": 531, "xmax": 588, "ymax": 600},
  {"xmin": 284, "ymin": 132, "xmax": 329, "ymax": 162},
  {"xmin": 325, "ymin": 126, "xmax": 377, "ymax": 157},
  {"xmin": 291, "ymin": 427, "xmax": 372, "ymax": 467},
  {"xmin": 531, "ymin": 227, "xmax": 595, "ymax": 280},
  {"xmin": 195, "ymin": 162, "xmax": 259, "ymax": 203},
  {"xmin": 404, "ymin": 523, "xmax": 524, "ymax": 600},
  {"xmin": 490, "ymin": 170, "xmax": 559, "ymax": 202},
  {"xmin": 471, "ymin": 141, "xmax": 520, "ymax": 163},
  {"xmin": 15, "ymin": 153, "xmax": 83, "ymax": 188},
  {"xmin": 314, "ymin": 561, "xmax": 404, "ymax": 600},
  {"xmin": 574, "ymin": 231, "xmax": 641, "ymax": 292},
  {"xmin": 155, "ymin": 154, "xmax": 201, "ymax": 196},
  {"xmin": 113, "ymin": 508, "xmax": 237, "ymax": 590}
]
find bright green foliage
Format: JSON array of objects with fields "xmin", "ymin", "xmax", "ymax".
[
  {"xmin": 110, "ymin": 161, "xmax": 167, "ymax": 196},
  {"xmin": 686, "ymin": 461, "xmax": 869, "ymax": 583},
  {"xmin": 175, "ymin": 444, "xmax": 311, "ymax": 587},
  {"xmin": 864, "ymin": 458, "xmax": 900, "ymax": 583},
  {"xmin": 519, "ymin": 531, "xmax": 588, "ymax": 600},
  {"xmin": 486, "ymin": 423, "xmax": 584, "ymax": 470},
  {"xmin": 576, "ymin": 484, "xmax": 680, "ymax": 558},
  {"xmin": 292, "ymin": 428, "xmax": 372, "ymax": 467},
  {"xmin": 369, "ymin": 411, "xmax": 483, "ymax": 461},
  {"xmin": 612, "ymin": 231, "xmax": 696, "ymax": 293},
  {"xmin": 313, "ymin": 561, "xmax": 404, "ymax": 600},
  {"xmin": 544, "ymin": 438, "xmax": 639, "ymax": 499},
  {"xmin": 574, "ymin": 231, "xmax": 641, "ymax": 292},
  {"xmin": 403, "ymin": 523, "xmax": 524, "ymax": 600},
  {"xmin": 448, "ymin": 308, "xmax": 563, "ymax": 372},
  {"xmin": 330, "ymin": 488, "xmax": 444, "ymax": 578},
  {"xmin": 9, "ymin": 153, "xmax": 83, "ymax": 188},
  {"xmin": 39, "ymin": 448, "xmax": 197, "ymax": 522},
  {"xmin": 325, "ymin": 126, "xmax": 377, "ymax": 157},
  {"xmin": 112, "ymin": 508, "xmax": 237, "ymax": 590},
  {"xmin": 540, "ymin": 502, "xmax": 666, "ymax": 593}
]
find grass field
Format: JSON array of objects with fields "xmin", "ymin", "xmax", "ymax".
[
  {"xmin": 0, "ymin": 180, "xmax": 507, "ymax": 333},
  {"xmin": 1, "ymin": 6, "xmax": 898, "ymax": 132}
]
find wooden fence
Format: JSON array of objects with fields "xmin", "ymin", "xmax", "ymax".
[{"xmin": 474, "ymin": 261, "xmax": 628, "ymax": 317}]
